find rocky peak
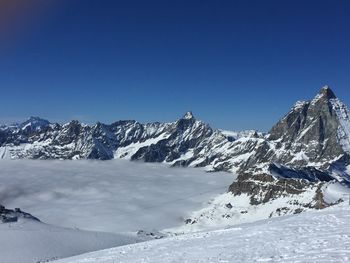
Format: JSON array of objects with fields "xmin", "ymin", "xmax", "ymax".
[
  {"xmin": 319, "ymin": 85, "xmax": 336, "ymax": 99},
  {"xmin": 20, "ymin": 116, "xmax": 50, "ymax": 132},
  {"xmin": 65, "ymin": 120, "xmax": 81, "ymax": 127},
  {"xmin": 267, "ymin": 86, "xmax": 349, "ymax": 168},
  {"xmin": 53, "ymin": 120, "xmax": 84, "ymax": 145},
  {"xmin": 311, "ymin": 86, "xmax": 337, "ymax": 104},
  {"xmin": 183, "ymin": 111, "xmax": 195, "ymax": 120},
  {"xmin": 21, "ymin": 116, "xmax": 50, "ymax": 126},
  {"xmin": 175, "ymin": 111, "xmax": 198, "ymax": 132}
]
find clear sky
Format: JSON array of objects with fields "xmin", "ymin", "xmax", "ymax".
[{"xmin": 1, "ymin": 0, "xmax": 350, "ymax": 131}]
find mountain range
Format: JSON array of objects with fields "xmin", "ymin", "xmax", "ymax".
[{"xmin": 1, "ymin": 86, "xmax": 350, "ymax": 222}]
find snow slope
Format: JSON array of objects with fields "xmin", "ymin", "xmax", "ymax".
[
  {"xmin": 0, "ymin": 217, "xmax": 138, "ymax": 263},
  {"xmin": 0, "ymin": 159, "xmax": 233, "ymax": 233},
  {"xmin": 168, "ymin": 181, "xmax": 349, "ymax": 234},
  {"xmin": 54, "ymin": 203, "xmax": 350, "ymax": 263}
]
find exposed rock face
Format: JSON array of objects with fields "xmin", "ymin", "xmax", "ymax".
[
  {"xmin": 131, "ymin": 113, "xmax": 213, "ymax": 163},
  {"xmin": 268, "ymin": 86, "xmax": 348, "ymax": 168},
  {"xmin": 228, "ymin": 169, "xmax": 334, "ymax": 207},
  {"xmin": 226, "ymin": 86, "xmax": 350, "ymax": 208},
  {"xmin": 229, "ymin": 173, "xmax": 310, "ymax": 205},
  {"xmin": 0, "ymin": 205, "xmax": 39, "ymax": 223}
]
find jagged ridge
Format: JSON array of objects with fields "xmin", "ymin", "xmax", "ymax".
[{"xmin": 1, "ymin": 87, "xmax": 350, "ymax": 222}]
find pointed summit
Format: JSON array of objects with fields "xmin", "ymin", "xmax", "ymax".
[
  {"xmin": 183, "ymin": 111, "xmax": 194, "ymax": 120},
  {"xmin": 22, "ymin": 116, "xmax": 50, "ymax": 125},
  {"xmin": 20, "ymin": 117, "xmax": 50, "ymax": 131},
  {"xmin": 25, "ymin": 116, "xmax": 43, "ymax": 122},
  {"xmin": 310, "ymin": 86, "xmax": 337, "ymax": 105},
  {"xmin": 318, "ymin": 85, "xmax": 336, "ymax": 99}
]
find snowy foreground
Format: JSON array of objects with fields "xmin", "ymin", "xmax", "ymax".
[
  {"xmin": 0, "ymin": 218, "xmax": 139, "ymax": 263},
  {"xmin": 55, "ymin": 204, "xmax": 350, "ymax": 263}
]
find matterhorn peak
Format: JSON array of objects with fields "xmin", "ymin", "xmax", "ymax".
[
  {"xmin": 318, "ymin": 85, "xmax": 336, "ymax": 99},
  {"xmin": 183, "ymin": 111, "xmax": 195, "ymax": 120},
  {"xmin": 310, "ymin": 85, "xmax": 337, "ymax": 105}
]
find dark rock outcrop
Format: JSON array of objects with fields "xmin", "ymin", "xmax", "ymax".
[
  {"xmin": 0, "ymin": 205, "xmax": 40, "ymax": 223},
  {"xmin": 268, "ymin": 86, "xmax": 348, "ymax": 168}
]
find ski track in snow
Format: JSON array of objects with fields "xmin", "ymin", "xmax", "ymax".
[{"xmin": 55, "ymin": 204, "xmax": 350, "ymax": 263}]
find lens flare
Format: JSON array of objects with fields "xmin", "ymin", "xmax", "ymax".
[{"xmin": 0, "ymin": 0, "xmax": 56, "ymax": 50}]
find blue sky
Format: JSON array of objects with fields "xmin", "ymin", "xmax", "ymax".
[{"xmin": 1, "ymin": 0, "xmax": 350, "ymax": 131}]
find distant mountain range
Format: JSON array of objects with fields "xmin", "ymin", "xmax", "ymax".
[{"xmin": 1, "ymin": 86, "xmax": 350, "ymax": 219}]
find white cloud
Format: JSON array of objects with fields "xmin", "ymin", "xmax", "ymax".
[{"xmin": 0, "ymin": 159, "xmax": 233, "ymax": 233}]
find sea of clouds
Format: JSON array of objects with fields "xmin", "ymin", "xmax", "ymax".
[{"xmin": 0, "ymin": 159, "xmax": 233, "ymax": 233}]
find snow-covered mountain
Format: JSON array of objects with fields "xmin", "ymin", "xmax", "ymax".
[
  {"xmin": 1, "ymin": 86, "xmax": 350, "ymax": 223},
  {"xmin": 179, "ymin": 86, "xmax": 350, "ymax": 227},
  {"xmin": 2, "ymin": 87, "xmax": 349, "ymax": 170}
]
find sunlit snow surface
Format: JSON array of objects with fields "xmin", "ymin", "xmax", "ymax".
[
  {"xmin": 0, "ymin": 159, "xmax": 233, "ymax": 233},
  {"xmin": 55, "ymin": 203, "xmax": 350, "ymax": 263},
  {"xmin": 0, "ymin": 218, "xmax": 138, "ymax": 263}
]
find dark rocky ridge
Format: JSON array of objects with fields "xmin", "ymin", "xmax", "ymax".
[
  {"xmin": 226, "ymin": 86, "xmax": 350, "ymax": 206},
  {"xmin": 0, "ymin": 205, "xmax": 39, "ymax": 223},
  {"xmin": 268, "ymin": 86, "xmax": 346, "ymax": 168}
]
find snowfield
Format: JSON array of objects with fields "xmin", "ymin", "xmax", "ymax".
[
  {"xmin": 0, "ymin": 159, "xmax": 233, "ymax": 233},
  {"xmin": 55, "ymin": 203, "xmax": 350, "ymax": 263},
  {"xmin": 0, "ymin": 218, "xmax": 139, "ymax": 263}
]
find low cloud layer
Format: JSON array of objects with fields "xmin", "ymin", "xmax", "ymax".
[{"xmin": 0, "ymin": 159, "xmax": 233, "ymax": 233}]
